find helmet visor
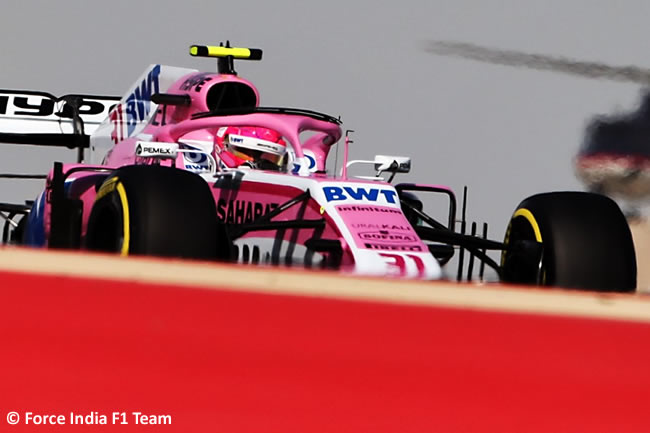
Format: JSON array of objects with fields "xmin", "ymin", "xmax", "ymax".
[
  {"xmin": 229, "ymin": 146, "xmax": 284, "ymax": 166},
  {"xmin": 225, "ymin": 134, "xmax": 286, "ymax": 167}
]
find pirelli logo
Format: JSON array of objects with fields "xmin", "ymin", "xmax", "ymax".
[{"xmin": 364, "ymin": 243, "xmax": 423, "ymax": 252}]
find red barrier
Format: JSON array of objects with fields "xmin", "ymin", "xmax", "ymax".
[{"xmin": 2, "ymin": 265, "xmax": 650, "ymax": 432}]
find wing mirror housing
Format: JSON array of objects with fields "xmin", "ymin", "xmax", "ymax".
[{"xmin": 374, "ymin": 155, "xmax": 411, "ymax": 173}]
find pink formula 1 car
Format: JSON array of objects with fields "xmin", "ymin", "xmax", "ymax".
[{"xmin": 0, "ymin": 43, "xmax": 637, "ymax": 292}]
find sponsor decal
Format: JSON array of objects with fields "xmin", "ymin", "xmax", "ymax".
[
  {"xmin": 141, "ymin": 146, "xmax": 173, "ymax": 155},
  {"xmin": 0, "ymin": 93, "xmax": 114, "ymax": 119},
  {"xmin": 212, "ymin": 171, "xmax": 244, "ymax": 190},
  {"xmin": 125, "ymin": 65, "xmax": 161, "ymax": 136},
  {"xmin": 110, "ymin": 104, "xmax": 124, "ymax": 144},
  {"xmin": 111, "ymin": 65, "xmax": 161, "ymax": 143},
  {"xmin": 364, "ymin": 243, "xmax": 423, "ymax": 252},
  {"xmin": 151, "ymin": 104, "xmax": 169, "ymax": 127},
  {"xmin": 1, "ymin": 95, "xmax": 53, "ymax": 116},
  {"xmin": 228, "ymin": 134, "xmax": 285, "ymax": 155},
  {"xmin": 323, "ymin": 186, "xmax": 397, "ymax": 204},
  {"xmin": 254, "ymin": 141, "xmax": 284, "ymax": 153},
  {"xmin": 180, "ymin": 143, "xmax": 210, "ymax": 172},
  {"xmin": 291, "ymin": 150, "xmax": 317, "ymax": 174},
  {"xmin": 352, "ymin": 223, "xmax": 412, "ymax": 231},
  {"xmin": 216, "ymin": 199, "xmax": 279, "ymax": 224},
  {"xmin": 359, "ymin": 231, "xmax": 417, "ymax": 243},
  {"xmin": 337, "ymin": 205, "xmax": 401, "ymax": 214},
  {"xmin": 135, "ymin": 142, "xmax": 177, "ymax": 158},
  {"xmin": 179, "ymin": 73, "xmax": 213, "ymax": 92}
]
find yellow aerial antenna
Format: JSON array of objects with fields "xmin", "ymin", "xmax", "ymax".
[{"xmin": 189, "ymin": 41, "xmax": 262, "ymax": 75}]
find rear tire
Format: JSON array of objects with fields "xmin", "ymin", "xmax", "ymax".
[
  {"xmin": 86, "ymin": 165, "xmax": 230, "ymax": 260},
  {"xmin": 501, "ymin": 191, "xmax": 636, "ymax": 292}
]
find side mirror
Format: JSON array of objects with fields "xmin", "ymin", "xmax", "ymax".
[{"xmin": 374, "ymin": 155, "xmax": 411, "ymax": 173}]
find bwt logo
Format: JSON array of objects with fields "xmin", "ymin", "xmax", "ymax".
[
  {"xmin": 323, "ymin": 186, "xmax": 398, "ymax": 204},
  {"xmin": 125, "ymin": 65, "xmax": 161, "ymax": 136}
]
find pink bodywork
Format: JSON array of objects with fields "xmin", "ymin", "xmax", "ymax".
[
  {"xmin": 104, "ymin": 71, "xmax": 340, "ymax": 173},
  {"xmin": 40, "ymin": 69, "xmax": 450, "ymax": 278}
]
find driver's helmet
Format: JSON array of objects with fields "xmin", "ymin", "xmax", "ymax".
[{"xmin": 214, "ymin": 126, "xmax": 287, "ymax": 171}]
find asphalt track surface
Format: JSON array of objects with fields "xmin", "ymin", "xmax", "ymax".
[{"xmin": 1, "ymin": 247, "xmax": 650, "ymax": 432}]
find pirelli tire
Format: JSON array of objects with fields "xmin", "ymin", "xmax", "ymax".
[
  {"xmin": 501, "ymin": 191, "xmax": 636, "ymax": 292},
  {"xmin": 86, "ymin": 165, "xmax": 227, "ymax": 260}
]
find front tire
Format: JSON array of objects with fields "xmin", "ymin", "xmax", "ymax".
[
  {"xmin": 86, "ymin": 165, "xmax": 229, "ymax": 260},
  {"xmin": 501, "ymin": 191, "xmax": 636, "ymax": 292}
]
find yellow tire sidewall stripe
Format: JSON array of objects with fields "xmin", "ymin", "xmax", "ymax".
[
  {"xmin": 116, "ymin": 182, "xmax": 130, "ymax": 256},
  {"xmin": 96, "ymin": 177, "xmax": 118, "ymax": 202},
  {"xmin": 513, "ymin": 208, "xmax": 543, "ymax": 243},
  {"xmin": 502, "ymin": 208, "xmax": 546, "ymax": 284}
]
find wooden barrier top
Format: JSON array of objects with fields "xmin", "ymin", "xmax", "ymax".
[{"xmin": 2, "ymin": 246, "xmax": 649, "ymax": 323}]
